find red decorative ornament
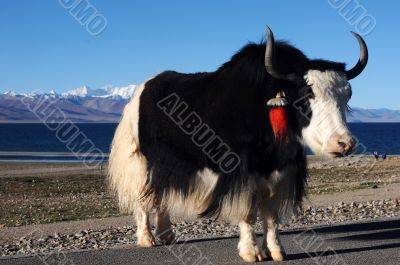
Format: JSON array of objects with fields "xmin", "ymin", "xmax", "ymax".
[{"xmin": 267, "ymin": 92, "xmax": 289, "ymax": 144}]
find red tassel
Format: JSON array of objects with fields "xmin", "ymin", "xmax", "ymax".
[
  {"xmin": 267, "ymin": 92, "xmax": 289, "ymax": 144},
  {"xmin": 269, "ymin": 106, "xmax": 288, "ymax": 143}
]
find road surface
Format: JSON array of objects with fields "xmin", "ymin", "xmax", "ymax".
[{"xmin": 1, "ymin": 218, "xmax": 399, "ymax": 265}]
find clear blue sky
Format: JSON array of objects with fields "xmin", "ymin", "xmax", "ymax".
[{"xmin": 0, "ymin": 0, "xmax": 398, "ymax": 109}]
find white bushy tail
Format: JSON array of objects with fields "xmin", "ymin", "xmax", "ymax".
[{"xmin": 108, "ymin": 83, "xmax": 149, "ymax": 214}]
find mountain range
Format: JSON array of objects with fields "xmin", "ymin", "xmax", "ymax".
[
  {"xmin": 1, "ymin": 86, "xmax": 399, "ymax": 123},
  {"xmin": 0, "ymin": 85, "xmax": 136, "ymax": 123},
  {"xmin": 346, "ymin": 108, "xmax": 400, "ymax": 123}
]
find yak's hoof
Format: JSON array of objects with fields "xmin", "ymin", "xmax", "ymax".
[
  {"xmin": 137, "ymin": 232, "xmax": 156, "ymax": 248},
  {"xmin": 265, "ymin": 248, "xmax": 286, "ymax": 262},
  {"xmin": 239, "ymin": 244, "xmax": 264, "ymax": 262},
  {"xmin": 271, "ymin": 251, "xmax": 286, "ymax": 261}
]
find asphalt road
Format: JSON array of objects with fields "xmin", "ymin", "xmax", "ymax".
[{"xmin": 1, "ymin": 218, "xmax": 399, "ymax": 265}]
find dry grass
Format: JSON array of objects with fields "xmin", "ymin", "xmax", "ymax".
[
  {"xmin": 0, "ymin": 157, "xmax": 399, "ymax": 227},
  {"xmin": 0, "ymin": 173, "xmax": 121, "ymax": 227}
]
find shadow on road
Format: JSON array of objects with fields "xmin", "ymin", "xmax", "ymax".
[
  {"xmin": 287, "ymin": 242, "xmax": 400, "ymax": 261},
  {"xmin": 334, "ymin": 228, "xmax": 400, "ymax": 241},
  {"xmin": 283, "ymin": 218, "xmax": 400, "ymax": 261},
  {"xmin": 283, "ymin": 218, "xmax": 400, "ymax": 235}
]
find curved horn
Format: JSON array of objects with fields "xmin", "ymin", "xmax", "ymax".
[
  {"xmin": 265, "ymin": 26, "xmax": 296, "ymax": 82},
  {"xmin": 346, "ymin": 32, "xmax": 369, "ymax": 80}
]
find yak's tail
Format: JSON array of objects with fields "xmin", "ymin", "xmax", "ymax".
[{"xmin": 107, "ymin": 82, "xmax": 150, "ymax": 214}]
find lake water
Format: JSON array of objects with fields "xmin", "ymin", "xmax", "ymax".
[{"xmin": 0, "ymin": 123, "xmax": 399, "ymax": 161}]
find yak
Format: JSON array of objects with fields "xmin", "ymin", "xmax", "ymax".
[{"xmin": 108, "ymin": 26, "xmax": 368, "ymax": 262}]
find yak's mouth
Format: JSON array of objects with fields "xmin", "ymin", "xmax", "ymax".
[
  {"xmin": 328, "ymin": 150, "xmax": 356, "ymax": 158},
  {"xmin": 329, "ymin": 152, "xmax": 345, "ymax": 158},
  {"xmin": 328, "ymin": 145, "xmax": 356, "ymax": 158}
]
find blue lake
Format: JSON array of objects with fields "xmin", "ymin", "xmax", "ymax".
[{"xmin": 0, "ymin": 123, "xmax": 399, "ymax": 161}]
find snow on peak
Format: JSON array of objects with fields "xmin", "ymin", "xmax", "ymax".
[
  {"xmin": 62, "ymin": 84, "xmax": 136, "ymax": 99},
  {"xmin": 63, "ymin": 86, "xmax": 93, "ymax": 97},
  {"xmin": 103, "ymin": 84, "xmax": 137, "ymax": 99},
  {"xmin": 4, "ymin": 90, "xmax": 17, "ymax": 96}
]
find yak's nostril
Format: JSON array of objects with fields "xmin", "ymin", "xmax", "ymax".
[
  {"xmin": 338, "ymin": 141, "xmax": 353, "ymax": 153},
  {"xmin": 327, "ymin": 135, "xmax": 356, "ymax": 156}
]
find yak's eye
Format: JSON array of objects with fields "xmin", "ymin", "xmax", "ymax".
[
  {"xmin": 346, "ymin": 84, "xmax": 353, "ymax": 100},
  {"xmin": 304, "ymin": 85, "xmax": 314, "ymax": 99}
]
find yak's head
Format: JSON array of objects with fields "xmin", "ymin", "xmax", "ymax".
[{"xmin": 265, "ymin": 27, "xmax": 368, "ymax": 157}]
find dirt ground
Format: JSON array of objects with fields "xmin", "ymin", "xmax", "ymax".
[
  {"xmin": 0, "ymin": 156, "xmax": 399, "ymax": 228},
  {"xmin": 0, "ymin": 162, "xmax": 118, "ymax": 227}
]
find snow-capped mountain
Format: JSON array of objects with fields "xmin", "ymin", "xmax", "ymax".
[
  {"xmin": 102, "ymin": 85, "xmax": 137, "ymax": 99},
  {"xmin": 62, "ymin": 86, "xmax": 95, "ymax": 97},
  {"xmin": 62, "ymin": 84, "xmax": 137, "ymax": 99},
  {"xmin": 3, "ymin": 84, "xmax": 137, "ymax": 100},
  {"xmin": 0, "ymin": 84, "xmax": 137, "ymax": 122},
  {"xmin": 346, "ymin": 107, "xmax": 400, "ymax": 123},
  {"xmin": 4, "ymin": 91, "xmax": 17, "ymax": 96}
]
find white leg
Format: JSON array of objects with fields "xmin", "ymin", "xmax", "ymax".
[
  {"xmin": 136, "ymin": 207, "xmax": 156, "ymax": 247},
  {"xmin": 238, "ymin": 220, "xmax": 264, "ymax": 262},
  {"xmin": 261, "ymin": 211, "xmax": 286, "ymax": 261},
  {"xmin": 155, "ymin": 210, "xmax": 175, "ymax": 245}
]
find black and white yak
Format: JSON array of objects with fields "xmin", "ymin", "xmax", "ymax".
[{"xmin": 108, "ymin": 27, "xmax": 368, "ymax": 262}]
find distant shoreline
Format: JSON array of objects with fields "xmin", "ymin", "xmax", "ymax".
[
  {"xmin": 0, "ymin": 152, "xmax": 396, "ymax": 164},
  {"xmin": 0, "ymin": 152, "xmax": 108, "ymax": 163}
]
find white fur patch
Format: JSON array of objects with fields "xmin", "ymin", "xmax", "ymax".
[
  {"xmin": 108, "ymin": 80, "xmax": 151, "ymax": 214},
  {"xmin": 164, "ymin": 168, "xmax": 253, "ymax": 222},
  {"xmin": 164, "ymin": 168, "xmax": 218, "ymax": 217},
  {"xmin": 302, "ymin": 70, "xmax": 353, "ymax": 155}
]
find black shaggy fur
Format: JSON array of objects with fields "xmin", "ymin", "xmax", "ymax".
[{"xmin": 138, "ymin": 41, "xmax": 346, "ymax": 218}]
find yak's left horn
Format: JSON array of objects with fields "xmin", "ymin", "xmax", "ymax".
[
  {"xmin": 265, "ymin": 26, "xmax": 298, "ymax": 82},
  {"xmin": 346, "ymin": 32, "xmax": 369, "ymax": 80}
]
